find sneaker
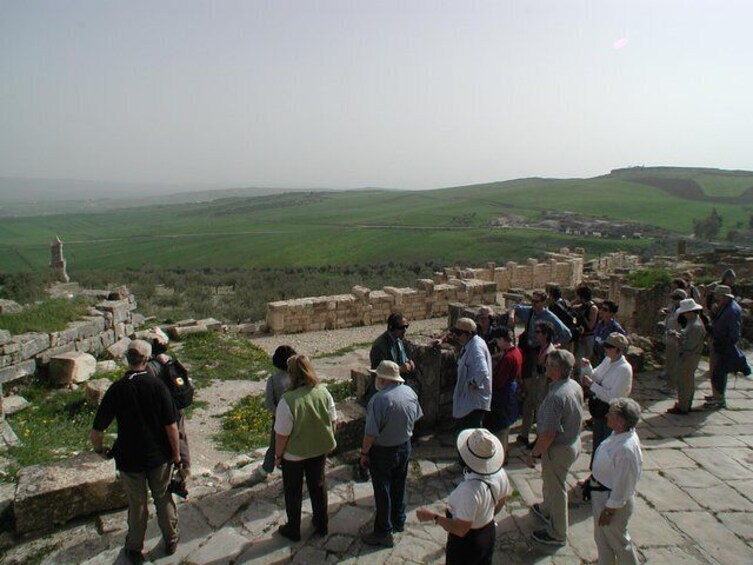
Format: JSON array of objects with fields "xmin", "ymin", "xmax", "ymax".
[
  {"xmin": 704, "ymin": 394, "xmax": 716, "ymax": 401},
  {"xmin": 703, "ymin": 398, "xmax": 726, "ymax": 410},
  {"xmin": 531, "ymin": 503, "xmax": 550, "ymax": 523},
  {"xmin": 666, "ymin": 406, "xmax": 689, "ymax": 415},
  {"xmin": 124, "ymin": 549, "xmax": 145, "ymax": 564},
  {"xmin": 278, "ymin": 524, "xmax": 301, "ymax": 542},
  {"xmin": 362, "ymin": 532, "xmax": 394, "ymax": 547},
  {"xmin": 531, "ymin": 529, "xmax": 566, "ymax": 546}
]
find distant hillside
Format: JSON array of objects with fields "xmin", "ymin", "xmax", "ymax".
[{"xmin": 1, "ymin": 166, "xmax": 751, "ymax": 273}]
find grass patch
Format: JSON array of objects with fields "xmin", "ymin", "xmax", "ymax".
[
  {"xmin": 627, "ymin": 268, "xmax": 672, "ymax": 289},
  {"xmin": 314, "ymin": 342, "xmax": 372, "ymax": 359},
  {"xmin": 0, "ymin": 296, "xmax": 93, "ymax": 334},
  {"xmin": 177, "ymin": 331, "xmax": 273, "ymax": 386},
  {"xmin": 216, "ymin": 394, "xmax": 271, "ymax": 452},
  {"xmin": 216, "ymin": 381, "xmax": 351, "ymax": 453},
  {"xmin": 5, "ymin": 382, "xmax": 102, "ymax": 477}
]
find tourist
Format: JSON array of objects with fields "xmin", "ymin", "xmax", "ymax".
[
  {"xmin": 274, "ymin": 354, "xmax": 338, "ymax": 541},
  {"xmin": 547, "ymin": 285, "xmax": 579, "ymax": 351},
  {"xmin": 662, "ymin": 289, "xmax": 686, "ymax": 391},
  {"xmin": 90, "ymin": 340, "xmax": 180, "ymax": 564},
  {"xmin": 668, "ymin": 299, "xmax": 706, "ymax": 414},
  {"xmin": 483, "ymin": 327, "xmax": 521, "ymax": 461},
  {"xmin": 706, "ymin": 285, "xmax": 750, "ymax": 409},
  {"xmin": 516, "ymin": 321, "xmax": 557, "ymax": 448},
  {"xmin": 260, "ymin": 345, "xmax": 297, "ymax": 477},
  {"xmin": 511, "ymin": 291, "xmax": 572, "ymax": 446},
  {"xmin": 451, "ymin": 318, "xmax": 493, "ymax": 433},
  {"xmin": 580, "ymin": 332, "xmax": 633, "ymax": 465},
  {"xmin": 572, "ymin": 285, "xmax": 599, "ymax": 363},
  {"xmin": 416, "ymin": 429, "xmax": 511, "ymax": 565},
  {"xmin": 593, "ymin": 300, "xmax": 626, "ymax": 363},
  {"xmin": 681, "ymin": 271, "xmax": 702, "ymax": 304},
  {"xmin": 367, "ymin": 313, "xmax": 415, "ymax": 403},
  {"xmin": 146, "ymin": 329, "xmax": 191, "ymax": 472},
  {"xmin": 588, "ymin": 398, "xmax": 643, "ymax": 565},
  {"xmin": 705, "ymin": 268, "xmax": 738, "ymax": 312},
  {"xmin": 360, "ymin": 360, "xmax": 423, "ymax": 547},
  {"xmin": 527, "ymin": 349, "xmax": 584, "ymax": 546},
  {"xmin": 476, "ymin": 305, "xmax": 498, "ymax": 354}
]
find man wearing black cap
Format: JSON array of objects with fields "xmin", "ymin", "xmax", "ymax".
[{"xmin": 90, "ymin": 339, "xmax": 181, "ymax": 564}]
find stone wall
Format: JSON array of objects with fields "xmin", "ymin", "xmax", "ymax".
[
  {"xmin": 0, "ymin": 289, "xmax": 143, "ymax": 411},
  {"xmin": 266, "ymin": 250, "xmax": 585, "ymax": 334}
]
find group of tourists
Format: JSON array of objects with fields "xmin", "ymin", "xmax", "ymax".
[{"xmin": 88, "ymin": 268, "xmax": 748, "ymax": 565}]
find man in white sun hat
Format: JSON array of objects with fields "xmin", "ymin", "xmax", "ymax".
[
  {"xmin": 360, "ymin": 360, "xmax": 423, "ymax": 548},
  {"xmin": 417, "ymin": 428, "xmax": 511, "ymax": 565},
  {"xmin": 667, "ymin": 298, "xmax": 706, "ymax": 415}
]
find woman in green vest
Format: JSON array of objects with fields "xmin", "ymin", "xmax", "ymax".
[{"xmin": 274, "ymin": 354, "xmax": 338, "ymax": 542}]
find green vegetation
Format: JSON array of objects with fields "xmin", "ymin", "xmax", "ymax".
[
  {"xmin": 216, "ymin": 394, "xmax": 270, "ymax": 452},
  {"xmin": 627, "ymin": 268, "xmax": 672, "ymax": 289},
  {"xmin": 314, "ymin": 342, "xmax": 372, "ymax": 359},
  {"xmin": 0, "ymin": 296, "xmax": 92, "ymax": 334},
  {"xmin": 177, "ymin": 331, "xmax": 273, "ymax": 384},
  {"xmin": 5, "ymin": 383, "xmax": 101, "ymax": 477},
  {"xmin": 216, "ymin": 380, "xmax": 352, "ymax": 453}
]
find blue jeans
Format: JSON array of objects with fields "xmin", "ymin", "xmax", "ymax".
[{"xmin": 369, "ymin": 442, "xmax": 411, "ymax": 537}]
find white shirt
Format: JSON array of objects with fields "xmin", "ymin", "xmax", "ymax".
[
  {"xmin": 583, "ymin": 355, "xmax": 633, "ymax": 403},
  {"xmin": 447, "ymin": 469, "xmax": 511, "ymax": 529},
  {"xmin": 274, "ymin": 388, "xmax": 338, "ymax": 461},
  {"xmin": 592, "ymin": 429, "xmax": 643, "ymax": 509}
]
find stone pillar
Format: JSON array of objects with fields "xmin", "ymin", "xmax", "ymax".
[{"xmin": 49, "ymin": 235, "xmax": 70, "ymax": 283}]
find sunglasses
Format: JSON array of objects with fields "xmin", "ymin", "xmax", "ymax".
[
  {"xmin": 534, "ymin": 330, "xmax": 544, "ymax": 334},
  {"xmin": 451, "ymin": 327, "xmax": 469, "ymax": 335},
  {"xmin": 397, "ymin": 324, "xmax": 410, "ymax": 330},
  {"xmin": 600, "ymin": 308, "xmax": 611, "ymax": 312},
  {"xmin": 603, "ymin": 343, "xmax": 617, "ymax": 349}
]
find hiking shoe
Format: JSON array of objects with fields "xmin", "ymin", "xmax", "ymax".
[
  {"xmin": 124, "ymin": 550, "xmax": 145, "ymax": 564},
  {"xmin": 704, "ymin": 394, "xmax": 717, "ymax": 401},
  {"xmin": 531, "ymin": 503, "xmax": 550, "ymax": 523},
  {"xmin": 278, "ymin": 524, "xmax": 301, "ymax": 542},
  {"xmin": 703, "ymin": 398, "xmax": 726, "ymax": 410},
  {"xmin": 531, "ymin": 529, "xmax": 566, "ymax": 546},
  {"xmin": 362, "ymin": 532, "xmax": 394, "ymax": 547},
  {"xmin": 666, "ymin": 406, "xmax": 689, "ymax": 415}
]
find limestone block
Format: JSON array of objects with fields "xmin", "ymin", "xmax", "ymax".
[
  {"xmin": 3, "ymin": 395, "xmax": 30, "ymax": 415},
  {"xmin": 100, "ymin": 329, "xmax": 116, "ymax": 348},
  {"xmin": 81, "ymin": 316, "xmax": 107, "ymax": 333},
  {"xmin": 85, "ymin": 378, "xmax": 112, "ymax": 407},
  {"xmin": 35, "ymin": 342, "xmax": 76, "ymax": 365},
  {"xmin": 415, "ymin": 279, "xmax": 435, "ymax": 292},
  {"xmin": 114, "ymin": 322, "xmax": 126, "ymax": 340},
  {"xmin": 196, "ymin": 318, "xmax": 223, "ymax": 331},
  {"xmin": 108, "ymin": 285, "xmax": 130, "ymax": 300},
  {"xmin": 14, "ymin": 452, "xmax": 128, "ymax": 533},
  {"xmin": 0, "ymin": 359, "xmax": 37, "ymax": 384},
  {"xmin": 127, "ymin": 294, "xmax": 138, "ymax": 311},
  {"xmin": 76, "ymin": 335, "xmax": 103, "ymax": 356},
  {"xmin": 96, "ymin": 362, "xmax": 118, "ymax": 375},
  {"xmin": 0, "ymin": 300, "xmax": 22, "ymax": 314},
  {"xmin": 0, "ymin": 356, "xmax": 9, "ymax": 368},
  {"xmin": 0, "ymin": 342, "xmax": 19, "ymax": 355},
  {"xmin": 332, "ymin": 398, "xmax": 366, "ymax": 454},
  {"xmin": 131, "ymin": 313, "xmax": 146, "ymax": 327},
  {"xmin": 104, "ymin": 337, "xmax": 131, "ymax": 360},
  {"xmin": 96, "ymin": 299, "xmax": 131, "ymax": 324},
  {"xmin": 351, "ymin": 285, "xmax": 371, "ymax": 300},
  {"xmin": 50, "ymin": 351, "xmax": 97, "ymax": 385},
  {"xmin": 0, "ymin": 330, "xmax": 10, "ymax": 346},
  {"xmin": 168, "ymin": 325, "xmax": 209, "ymax": 340},
  {"xmin": 48, "ymin": 327, "xmax": 79, "ymax": 348},
  {"xmin": 11, "ymin": 332, "xmax": 51, "ymax": 361}
]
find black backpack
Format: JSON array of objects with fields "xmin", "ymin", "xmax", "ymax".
[
  {"xmin": 550, "ymin": 298, "xmax": 582, "ymax": 339},
  {"xmin": 148, "ymin": 358, "xmax": 195, "ymax": 410}
]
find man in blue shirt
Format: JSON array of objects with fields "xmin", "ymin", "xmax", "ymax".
[
  {"xmin": 360, "ymin": 361, "xmax": 423, "ymax": 547},
  {"xmin": 512, "ymin": 291, "xmax": 573, "ymax": 352},
  {"xmin": 451, "ymin": 317, "xmax": 493, "ymax": 431},
  {"xmin": 707, "ymin": 285, "xmax": 751, "ymax": 409}
]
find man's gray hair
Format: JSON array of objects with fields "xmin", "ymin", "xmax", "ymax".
[
  {"xmin": 609, "ymin": 397, "xmax": 641, "ymax": 429},
  {"xmin": 547, "ymin": 349, "xmax": 575, "ymax": 378}
]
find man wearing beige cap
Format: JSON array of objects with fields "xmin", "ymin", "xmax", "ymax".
[
  {"xmin": 669, "ymin": 299, "xmax": 706, "ymax": 414},
  {"xmin": 360, "ymin": 361, "xmax": 423, "ymax": 547},
  {"xmin": 91, "ymin": 340, "xmax": 181, "ymax": 564},
  {"xmin": 451, "ymin": 318, "xmax": 493, "ymax": 433}
]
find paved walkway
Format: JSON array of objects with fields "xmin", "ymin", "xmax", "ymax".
[{"xmin": 3, "ymin": 363, "xmax": 753, "ymax": 564}]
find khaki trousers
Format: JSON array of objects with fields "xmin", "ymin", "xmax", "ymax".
[
  {"xmin": 541, "ymin": 442, "xmax": 579, "ymax": 541},
  {"xmin": 664, "ymin": 340, "xmax": 680, "ymax": 387},
  {"xmin": 676, "ymin": 353, "xmax": 702, "ymax": 412},
  {"xmin": 520, "ymin": 376, "xmax": 548, "ymax": 440},
  {"xmin": 591, "ymin": 491, "xmax": 638, "ymax": 565},
  {"xmin": 120, "ymin": 463, "xmax": 178, "ymax": 552}
]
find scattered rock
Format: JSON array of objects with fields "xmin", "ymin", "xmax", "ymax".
[
  {"xmin": 0, "ymin": 300, "xmax": 22, "ymax": 315},
  {"xmin": 96, "ymin": 509, "xmax": 127, "ymax": 534},
  {"xmin": 49, "ymin": 351, "xmax": 97, "ymax": 385},
  {"xmin": 2, "ymin": 395, "xmax": 30, "ymax": 415},
  {"xmin": 96, "ymin": 360, "xmax": 119, "ymax": 373},
  {"xmin": 103, "ymin": 337, "xmax": 131, "ymax": 361},
  {"xmin": 85, "ymin": 379, "xmax": 112, "ymax": 407}
]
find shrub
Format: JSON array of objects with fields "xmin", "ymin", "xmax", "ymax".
[{"xmin": 627, "ymin": 268, "xmax": 672, "ymax": 289}]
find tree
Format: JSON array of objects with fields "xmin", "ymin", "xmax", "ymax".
[{"xmin": 692, "ymin": 208, "xmax": 722, "ymax": 240}]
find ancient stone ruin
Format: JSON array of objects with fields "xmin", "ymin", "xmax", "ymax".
[{"xmin": 49, "ymin": 235, "xmax": 69, "ymax": 283}]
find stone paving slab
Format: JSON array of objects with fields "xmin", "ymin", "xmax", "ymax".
[{"xmin": 665, "ymin": 511, "xmax": 753, "ymax": 565}]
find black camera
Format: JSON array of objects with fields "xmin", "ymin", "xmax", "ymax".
[{"xmin": 167, "ymin": 462, "xmax": 189, "ymax": 499}]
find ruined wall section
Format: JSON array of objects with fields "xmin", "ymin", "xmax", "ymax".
[{"xmin": 266, "ymin": 250, "xmax": 585, "ymax": 334}]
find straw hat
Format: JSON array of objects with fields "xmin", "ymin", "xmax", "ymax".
[
  {"xmin": 454, "ymin": 317, "xmax": 477, "ymax": 333},
  {"xmin": 605, "ymin": 332, "xmax": 629, "ymax": 351},
  {"xmin": 457, "ymin": 428, "xmax": 505, "ymax": 475}
]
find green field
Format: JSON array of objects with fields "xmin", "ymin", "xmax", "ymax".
[{"xmin": 0, "ymin": 167, "xmax": 750, "ymax": 273}]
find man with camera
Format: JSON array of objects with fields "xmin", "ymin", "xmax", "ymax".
[{"xmin": 90, "ymin": 340, "xmax": 181, "ymax": 564}]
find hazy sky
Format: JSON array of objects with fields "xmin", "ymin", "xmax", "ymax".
[{"xmin": 1, "ymin": 1, "xmax": 751, "ymax": 190}]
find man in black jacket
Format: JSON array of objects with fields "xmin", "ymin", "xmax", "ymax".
[{"xmin": 91, "ymin": 340, "xmax": 180, "ymax": 564}]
